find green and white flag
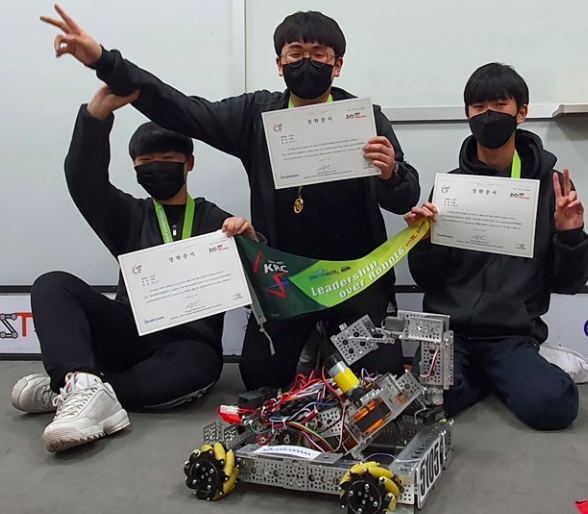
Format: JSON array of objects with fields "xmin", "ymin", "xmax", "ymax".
[{"xmin": 236, "ymin": 218, "xmax": 429, "ymax": 322}]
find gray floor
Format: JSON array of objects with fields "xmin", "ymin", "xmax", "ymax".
[{"xmin": 1, "ymin": 361, "xmax": 586, "ymax": 514}]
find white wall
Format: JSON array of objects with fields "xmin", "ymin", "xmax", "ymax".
[
  {"xmin": 246, "ymin": 0, "xmax": 588, "ymax": 107},
  {"xmin": 0, "ymin": 0, "xmax": 250, "ymax": 285}
]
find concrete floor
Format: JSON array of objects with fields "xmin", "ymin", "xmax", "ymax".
[{"xmin": 1, "ymin": 361, "xmax": 587, "ymax": 514}]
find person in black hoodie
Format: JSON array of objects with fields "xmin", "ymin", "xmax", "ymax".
[
  {"xmin": 405, "ymin": 63, "xmax": 588, "ymax": 431},
  {"xmin": 10, "ymin": 86, "xmax": 260, "ymax": 453},
  {"xmin": 40, "ymin": 7, "xmax": 421, "ymax": 390}
]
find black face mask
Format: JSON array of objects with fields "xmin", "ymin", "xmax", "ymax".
[
  {"xmin": 283, "ymin": 59, "xmax": 334, "ymax": 100},
  {"xmin": 135, "ymin": 161, "xmax": 186, "ymax": 200},
  {"xmin": 469, "ymin": 110, "xmax": 518, "ymax": 149}
]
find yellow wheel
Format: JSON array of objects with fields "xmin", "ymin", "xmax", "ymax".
[
  {"xmin": 339, "ymin": 462, "xmax": 400, "ymax": 513},
  {"xmin": 184, "ymin": 442, "xmax": 239, "ymax": 501}
]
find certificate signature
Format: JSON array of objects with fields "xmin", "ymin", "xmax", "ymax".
[
  {"xmin": 316, "ymin": 164, "xmax": 335, "ymax": 174},
  {"xmin": 183, "ymin": 299, "xmax": 202, "ymax": 313},
  {"xmin": 468, "ymin": 234, "xmax": 490, "ymax": 245}
]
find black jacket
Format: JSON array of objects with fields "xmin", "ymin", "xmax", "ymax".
[
  {"xmin": 409, "ymin": 130, "xmax": 588, "ymax": 343},
  {"xmin": 90, "ymin": 49, "xmax": 420, "ymax": 294},
  {"xmin": 65, "ymin": 105, "xmax": 232, "ymax": 347}
]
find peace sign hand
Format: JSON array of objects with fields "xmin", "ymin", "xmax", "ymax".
[
  {"xmin": 40, "ymin": 4, "xmax": 102, "ymax": 66},
  {"xmin": 553, "ymin": 169, "xmax": 585, "ymax": 231}
]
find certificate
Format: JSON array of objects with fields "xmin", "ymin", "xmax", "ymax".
[
  {"xmin": 262, "ymin": 97, "xmax": 380, "ymax": 189},
  {"xmin": 431, "ymin": 173, "xmax": 540, "ymax": 258},
  {"xmin": 119, "ymin": 231, "xmax": 252, "ymax": 336}
]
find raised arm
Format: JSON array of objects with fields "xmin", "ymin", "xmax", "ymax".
[
  {"xmin": 65, "ymin": 87, "xmax": 141, "ymax": 256},
  {"xmin": 41, "ymin": 5, "xmax": 254, "ymax": 159}
]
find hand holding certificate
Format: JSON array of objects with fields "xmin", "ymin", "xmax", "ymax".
[
  {"xmin": 262, "ymin": 98, "xmax": 380, "ymax": 189},
  {"xmin": 119, "ymin": 231, "xmax": 251, "ymax": 336},
  {"xmin": 431, "ymin": 173, "xmax": 540, "ymax": 258}
]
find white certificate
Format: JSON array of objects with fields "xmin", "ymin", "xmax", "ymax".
[
  {"xmin": 262, "ymin": 97, "xmax": 380, "ymax": 189},
  {"xmin": 431, "ymin": 173, "xmax": 540, "ymax": 258},
  {"xmin": 118, "ymin": 231, "xmax": 252, "ymax": 336}
]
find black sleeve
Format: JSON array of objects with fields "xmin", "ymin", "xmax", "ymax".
[
  {"xmin": 65, "ymin": 105, "xmax": 139, "ymax": 256},
  {"xmin": 92, "ymin": 49, "xmax": 255, "ymax": 160},
  {"xmin": 373, "ymin": 109, "xmax": 420, "ymax": 214},
  {"xmin": 548, "ymin": 227, "xmax": 588, "ymax": 293},
  {"xmin": 203, "ymin": 202, "xmax": 233, "ymax": 232},
  {"xmin": 408, "ymin": 239, "xmax": 453, "ymax": 290},
  {"xmin": 200, "ymin": 201, "xmax": 266, "ymax": 243},
  {"xmin": 407, "ymin": 185, "xmax": 452, "ymax": 288}
]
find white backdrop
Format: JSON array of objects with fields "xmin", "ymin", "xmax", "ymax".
[
  {"xmin": 2, "ymin": 293, "xmax": 588, "ymax": 356},
  {"xmin": 0, "ymin": 0, "xmax": 250, "ymax": 285},
  {"xmin": 1, "ymin": 1, "xmax": 587, "ymax": 357},
  {"xmin": 245, "ymin": 0, "xmax": 588, "ymax": 108}
]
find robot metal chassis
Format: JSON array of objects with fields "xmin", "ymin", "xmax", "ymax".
[{"xmin": 197, "ymin": 311, "xmax": 455, "ymax": 513}]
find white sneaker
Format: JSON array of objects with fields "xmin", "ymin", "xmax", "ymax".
[
  {"xmin": 11, "ymin": 374, "xmax": 58, "ymax": 413},
  {"xmin": 42, "ymin": 372, "xmax": 130, "ymax": 453},
  {"xmin": 540, "ymin": 344, "xmax": 588, "ymax": 384}
]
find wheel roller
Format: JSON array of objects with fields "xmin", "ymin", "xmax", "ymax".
[
  {"xmin": 184, "ymin": 442, "xmax": 239, "ymax": 501},
  {"xmin": 339, "ymin": 462, "xmax": 401, "ymax": 513}
]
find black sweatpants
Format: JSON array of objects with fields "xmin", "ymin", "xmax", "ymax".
[
  {"xmin": 31, "ymin": 272, "xmax": 223, "ymax": 410},
  {"xmin": 414, "ymin": 336, "xmax": 579, "ymax": 431},
  {"xmin": 240, "ymin": 280, "xmax": 404, "ymax": 390}
]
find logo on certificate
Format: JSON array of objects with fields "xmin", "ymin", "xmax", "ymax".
[
  {"xmin": 132, "ymin": 265, "xmax": 142, "ymax": 275},
  {"xmin": 346, "ymin": 112, "xmax": 366, "ymax": 120},
  {"xmin": 510, "ymin": 192, "xmax": 529, "ymax": 200},
  {"xmin": 209, "ymin": 244, "xmax": 229, "ymax": 253}
]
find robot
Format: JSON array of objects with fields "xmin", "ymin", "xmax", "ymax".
[{"xmin": 184, "ymin": 311, "xmax": 454, "ymax": 513}]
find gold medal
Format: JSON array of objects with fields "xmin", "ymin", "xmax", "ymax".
[
  {"xmin": 294, "ymin": 195, "xmax": 304, "ymax": 214},
  {"xmin": 293, "ymin": 186, "xmax": 304, "ymax": 214}
]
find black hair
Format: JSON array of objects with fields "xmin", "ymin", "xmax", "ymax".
[
  {"xmin": 273, "ymin": 11, "xmax": 346, "ymax": 57},
  {"xmin": 128, "ymin": 122, "xmax": 194, "ymax": 160},
  {"xmin": 464, "ymin": 63, "xmax": 529, "ymax": 110}
]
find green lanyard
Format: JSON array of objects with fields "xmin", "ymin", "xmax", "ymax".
[
  {"xmin": 288, "ymin": 95, "xmax": 333, "ymax": 213},
  {"xmin": 153, "ymin": 195, "xmax": 195, "ymax": 244},
  {"xmin": 511, "ymin": 150, "xmax": 521, "ymax": 179}
]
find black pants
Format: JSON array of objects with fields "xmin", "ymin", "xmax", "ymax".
[
  {"xmin": 31, "ymin": 272, "xmax": 223, "ymax": 410},
  {"xmin": 240, "ymin": 281, "xmax": 403, "ymax": 390},
  {"xmin": 414, "ymin": 336, "xmax": 579, "ymax": 431}
]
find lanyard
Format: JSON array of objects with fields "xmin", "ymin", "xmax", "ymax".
[
  {"xmin": 153, "ymin": 195, "xmax": 195, "ymax": 244},
  {"xmin": 288, "ymin": 93, "xmax": 333, "ymax": 109},
  {"xmin": 511, "ymin": 150, "xmax": 521, "ymax": 179},
  {"xmin": 288, "ymin": 94, "xmax": 333, "ymax": 213}
]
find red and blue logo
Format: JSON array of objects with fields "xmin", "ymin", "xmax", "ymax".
[{"xmin": 253, "ymin": 253, "xmax": 291, "ymax": 299}]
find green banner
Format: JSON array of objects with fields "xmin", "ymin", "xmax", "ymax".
[{"xmin": 235, "ymin": 219, "xmax": 429, "ymax": 321}]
